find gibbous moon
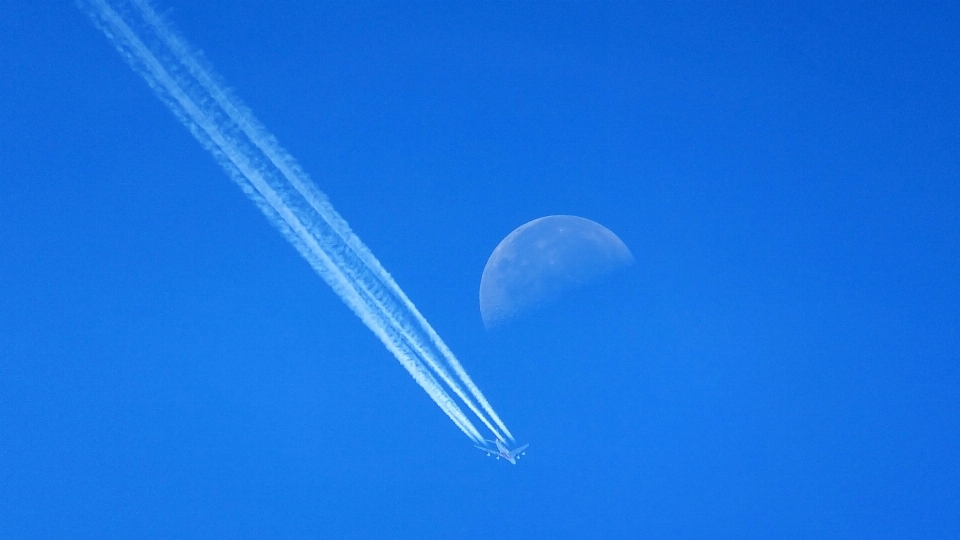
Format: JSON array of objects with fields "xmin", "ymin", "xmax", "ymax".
[{"xmin": 480, "ymin": 215, "xmax": 633, "ymax": 328}]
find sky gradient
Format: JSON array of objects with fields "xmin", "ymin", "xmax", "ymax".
[{"xmin": 2, "ymin": 2, "xmax": 959, "ymax": 538}]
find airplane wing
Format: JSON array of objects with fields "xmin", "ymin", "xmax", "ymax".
[
  {"xmin": 474, "ymin": 445, "xmax": 495, "ymax": 455},
  {"xmin": 509, "ymin": 444, "xmax": 530, "ymax": 459}
]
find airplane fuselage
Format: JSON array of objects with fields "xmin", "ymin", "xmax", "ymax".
[
  {"xmin": 475, "ymin": 439, "xmax": 528, "ymax": 464},
  {"xmin": 495, "ymin": 439, "xmax": 518, "ymax": 464}
]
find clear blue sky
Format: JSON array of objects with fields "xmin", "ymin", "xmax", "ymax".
[{"xmin": 2, "ymin": 2, "xmax": 958, "ymax": 538}]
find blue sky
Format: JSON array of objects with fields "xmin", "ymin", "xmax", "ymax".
[{"xmin": 2, "ymin": 1, "xmax": 959, "ymax": 538}]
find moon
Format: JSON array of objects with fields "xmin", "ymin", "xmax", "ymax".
[{"xmin": 479, "ymin": 215, "xmax": 633, "ymax": 328}]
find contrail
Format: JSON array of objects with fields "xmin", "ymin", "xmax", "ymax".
[
  {"xmin": 127, "ymin": 1, "xmax": 513, "ymax": 441},
  {"xmin": 81, "ymin": 0, "xmax": 511, "ymax": 443}
]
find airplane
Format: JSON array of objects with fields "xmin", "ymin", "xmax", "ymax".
[{"xmin": 474, "ymin": 439, "xmax": 530, "ymax": 464}]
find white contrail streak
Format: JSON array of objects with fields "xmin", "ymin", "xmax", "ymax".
[
  {"xmin": 81, "ymin": 0, "xmax": 511, "ymax": 443},
  {"xmin": 128, "ymin": 0, "xmax": 513, "ymax": 442}
]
